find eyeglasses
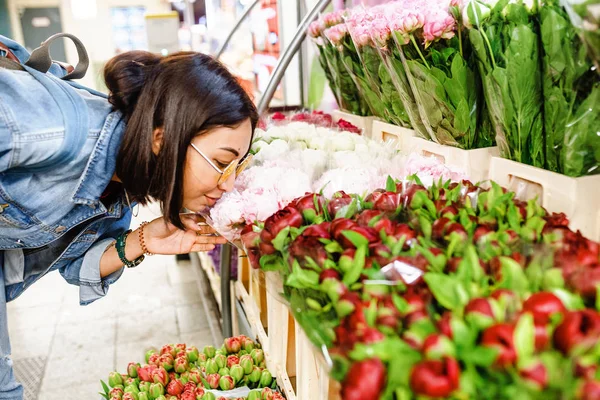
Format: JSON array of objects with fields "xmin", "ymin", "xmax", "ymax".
[{"xmin": 190, "ymin": 143, "xmax": 252, "ymax": 186}]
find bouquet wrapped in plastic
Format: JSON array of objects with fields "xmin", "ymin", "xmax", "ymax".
[
  {"xmin": 322, "ymin": 21, "xmax": 371, "ymax": 116},
  {"xmin": 465, "ymin": 0, "xmax": 544, "ymax": 166},
  {"xmin": 541, "ymin": 0, "xmax": 600, "ymax": 177},
  {"xmin": 388, "ymin": 0, "xmax": 494, "ymax": 149},
  {"xmin": 346, "ymin": 6, "xmax": 413, "ymax": 127}
]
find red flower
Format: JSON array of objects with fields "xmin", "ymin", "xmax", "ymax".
[
  {"xmin": 373, "ymin": 192, "xmax": 402, "ymax": 214},
  {"xmin": 364, "ymin": 189, "xmax": 386, "ymax": 204},
  {"xmin": 545, "ymin": 212, "xmax": 569, "ymax": 227},
  {"xmin": 432, "ymin": 218, "xmax": 452, "ymax": 240},
  {"xmin": 410, "ymin": 357, "xmax": 461, "ymax": 398},
  {"xmin": 293, "ymin": 193, "xmax": 326, "ymax": 221},
  {"xmin": 565, "ymin": 265, "xmax": 600, "ymax": 300},
  {"xmin": 271, "ymin": 112, "xmax": 286, "ymax": 121},
  {"xmin": 302, "ymin": 222, "xmax": 331, "ymax": 239},
  {"xmin": 575, "ymin": 361, "xmax": 598, "ymax": 380},
  {"xmin": 554, "ymin": 310, "xmax": 600, "ymax": 355},
  {"xmin": 260, "ymin": 206, "xmax": 303, "ymax": 250},
  {"xmin": 390, "ymin": 224, "xmax": 417, "ymax": 247},
  {"xmin": 473, "ymin": 225, "xmax": 494, "ymax": 243},
  {"xmin": 402, "ymin": 184, "xmax": 428, "ymax": 207},
  {"xmin": 465, "ymin": 298, "xmax": 495, "ymax": 319},
  {"xmin": 289, "ymin": 236, "xmax": 329, "ymax": 269},
  {"xmin": 445, "ymin": 223, "xmax": 468, "ymax": 241},
  {"xmin": 330, "ymin": 218, "xmax": 357, "ymax": 241},
  {"xmin": 520, "ymin": 361, "xmax": 548, "ymax": 390},
  {"xmin": 522, "ymin": 292, "xmax": 566, "ymax": 325},
  {"xmin": 579, "ymin": 381, "xmax": 600, "ymax": 400},
  {"xmin": 328, "ymin": 191, "xmax": 354, "ymax": 218},
  {"xmin": 481, "ymin": 323, "xmax": 517, "ymax": 367},
  {"xmin": 166, "ymin": 379, "xmax": 184, "ymax": 395},
  {"xmin": 533, "ymin": 322, "xmax": 551, "ymax": 351},
  {"xmin": 337, "ymin": 119, "xmax": 361, "ymax": 134},
  {"xmin": 319, "ymin": 269, "xmax": 340, "ymax": 283},
  {"xmin": 341, "ymin": 359, "xmax": 386, "ymax": 400},
  {"xmin": 423, "ymin": 334, "xmax": 454, "ymax": 359},
  {"xmin": 356, "ymin": 210, "xmax": 384, "ymax": 227}
]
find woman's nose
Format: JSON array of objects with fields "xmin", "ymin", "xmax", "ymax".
[{"xmin": 219, "ymin": 172, "xmax": 236, "ymax": 192}]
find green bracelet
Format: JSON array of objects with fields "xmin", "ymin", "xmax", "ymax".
[{"xmin": 116, "ymin": 230, "xmax": 144, "ymax": 268}]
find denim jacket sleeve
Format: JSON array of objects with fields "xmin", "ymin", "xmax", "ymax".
[{"xmin": 59, "ymin": 208, "xmax": 132, "ymax": 306}]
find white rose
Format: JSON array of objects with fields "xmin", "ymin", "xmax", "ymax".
[
  {"xmin": 251, "ymin": 140, "xmax": 269, "ymax": 154},
  {"xmin": 254, "ymin": 139, "xmax": 290, "ymax": 163},
  {"xmin": 332, "ymin": 134, "xmax": 356, "ymax": 152},
  {"xmin": 462, "ymin": 0, "xmax": 496, "ymax": 28}
]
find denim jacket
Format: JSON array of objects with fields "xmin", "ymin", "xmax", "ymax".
[{"xmin": 0, "ymin": 36, "xmax": 131, "ymax": 305}]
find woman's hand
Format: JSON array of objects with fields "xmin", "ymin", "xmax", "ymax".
[{"xmin": 143, "ymin": 214, "xmax": 228, "ymax": 254}]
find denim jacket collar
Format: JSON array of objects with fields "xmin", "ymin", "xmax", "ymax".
[{"xmin": 71, "ymin": 111, "xmax": 126, "ymax": 206}]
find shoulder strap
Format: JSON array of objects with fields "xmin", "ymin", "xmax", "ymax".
[{"xmin": 0, "ymin": 34, "xmax": 91, "ymax": 173}]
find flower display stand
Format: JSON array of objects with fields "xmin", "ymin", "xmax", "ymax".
[
  {"xmin": 371, "ymin": 120, "xmax": 415, "ymax": 151},
  {"xmin": 489, "ymin": 157, "xmax": 600, "ymax": 241},
  {"xmin": 197, "ymin": 252, "xmax": 222, "ymax": 311},
  {"xmin": 408, "ymin": 137, "xmax": 500, "ymax": 183},
  {"xmin": 332, "ymin": 110, "xmax": 377, "ymax": 138}
]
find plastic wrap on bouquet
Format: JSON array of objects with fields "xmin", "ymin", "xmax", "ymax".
[
  {"xmin": 345, "ymin": 5, "xmax": 412, "ymax": 127},
  {"xmin": 322, "ymin": 24, "xmax": 371, "ymax": 116},
  {"xmin": 465, "ymin": 0, "xmax": 545, "ymax": 167},
  {"xmin": 309, "ymin": 20, "xmax": 345, "ymax": 111},
  {"xmin": 541, "ymin": 0, "xmax": 600, "ymax": 177},
  {"xmin": 389, "ymin": 1, "xmax": 494, "ymax": 150},
  {"xmin": 369, "ymin": 12, "xmax": 432, "ymax": 140},
  {"xmin": 248, "ymin": 177, "xmax": 600, "ymax": 398},
  {"xmin": 566, "ymin": 0, "xmax": 600, "ymax": 71}
]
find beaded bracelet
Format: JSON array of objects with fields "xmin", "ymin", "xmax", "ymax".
[{"xmin": 139, "ymin": 221, "xmax": 154, "ymax": 256}]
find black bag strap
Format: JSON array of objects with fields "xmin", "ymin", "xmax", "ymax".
[{"xmin": 25, "ymin": 33, "xmax": 89, "ymax": 80}]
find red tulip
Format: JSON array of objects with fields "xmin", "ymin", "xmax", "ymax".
[
  {"xmin": 289, "ymin": 236, "xmax": 329, "ymax": 269},
  {"xmin": 373, "ymin": 192, "xmax": 402, "ymax": 214},
  {"xmin": 319, "ymin": 269, "xmax": 340, "ymax": 283},
  {"xmin": 293, "ymin": 193, "xmax": 326, "ymax": 221},
  {"xmin": 566, "ymin": 265, "xmax": 600, "ymax": 300},
  {"xmin": 402, "ymin": 184, "xmax": 428, "ymax": 207},
  {"xmin": 364, "ymin": 189, "xmax": 386, "ymax": 204},
  {"xmin": 137, "ymin": 365, "xmax": 156, "ymax": 383},
  {"xmin": 481, "ymin": 323, "xmax": 517, "ymax": 367},
  {"xmin": 151, "ymin": 366, "xmax": 170, "ymax": 386},
  {"xmin": 356, "ymin": 210, "xmax": 384, "ymax": 227},
  {"xmin": 423, "ymin": 334, "xmax": 455, "ymax": 359},
  {"xmin": 183, "ymin": 381, "xmax": 196, "ymax": 393},
  {"xmin": 166, "ymin": 379, "xmax": 184, "ymax": 395},
  {"xmin": 473, "ymin": 225, "xmax": 494, "ymax": 243},
  {"xmin": 302, "ymin": 222, "xmax": 331, "ymax": 239},
  {"xmin": 328, "ymin": 191, "xmax": 354, "ymax": 217},
  {"xmin": 533, "ymin": 322, "xmax": 550, "ymax": 351},
  {"xmin": 445, "ymin": 223, "xmax": 468, "ymax": 241},
  {"xmin": 337, "ymin": 119, "xmax": 361, "ymax": 134},
  {"xmin": 522, "ymin": 292, "xmax": 566, "ymax": 325},
  {"xmin": 432, "ymin": 218, "xmax": 452, "ymax": 240},
  {"xmin": 260, "ymin": 206, "xmax": 303, "ymax": 248},
  {"xmin": 575, "ymin": 361, "xmax": 598, "ymax": 380},
  {"xmin": 206, "ymin": 373, "xmax": 220, "ymax": 389},
  {"xmin": 161, "ymin": 344, "xmax": 176, "ymax": 357},
  {"xmin": 579, "ymin": 381, "xmax": 600, "ymax": 400},
  {"xmin": 330, "ymin": 218, "xmax": 358, "ymax": 242},
  {"xmin": 224, "ymin": 336, "xmax": 242, "ymax": 354},
  {"xmin": 466, "ymin": 297, "xmax": 494, "ymax": 315},
  {"xmin": 227, "ymin": 355, "xmax": 240, "ymax": 368},
  {"xmin": 410, "ymin": 357, "xmax": 461, "ymax": 398},
  {"xmin": 520, "ymin": 361, "xmax": 548, "ymax": 390},
  {"xmin": 554, "ymin": 310, "xmax": 600, "ymax": 355},
  {"xmin": 341, "ymin": 359, "xmax": 386, "ymax": 400}
]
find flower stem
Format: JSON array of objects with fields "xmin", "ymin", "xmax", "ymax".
[
  {"xmin": 410, "ymin": 34, "xmax": 430, "ymax": 69},
  {"xmin": 458, "ymin": 28, "xmax": 464, "ymax": 58},
  {"xmin": 481, "ymin": 30, "xmax": 496, "ymax": 69}
]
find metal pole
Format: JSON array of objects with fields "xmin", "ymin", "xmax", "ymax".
[
  {"xmin": 219, "ymin": 243, "xmax": 233, "ymax": 338},
  {"xmin": 215, "ymin": 0, "xmax": 261, "ymax": 59},
  {"xmin": 257, "ymin": 0, "xmax": 331, "ymax": 115}
]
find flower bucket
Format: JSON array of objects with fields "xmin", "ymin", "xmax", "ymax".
[{"xmin": 489, "ymin": 157, "xmax": 600, "ymax": 241}]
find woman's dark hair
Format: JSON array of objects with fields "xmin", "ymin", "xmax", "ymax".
[{"xmin": 104, "ymin": 51, "xmax": 259, "ymax": 229}]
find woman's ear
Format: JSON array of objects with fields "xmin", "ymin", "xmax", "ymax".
[{"xmin": 152, "ymin": 128, "xmax": 164, "ymax": 155}]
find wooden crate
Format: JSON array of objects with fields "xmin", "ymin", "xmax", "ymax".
[
  {"xmin": 371, "ymin": 120, "xmax": 415, "ymax": 150},
  {"xmin": 489, "ymin": 157, "xmax": 600, "ymax": 241},
  {"xmin": 408, "ymin": 137, "xmax": 500, "ymax": 183}
]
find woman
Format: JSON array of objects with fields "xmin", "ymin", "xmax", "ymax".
[{"xmin": 0, "ymin": 49, "xmax": 258, "ymax": 398}]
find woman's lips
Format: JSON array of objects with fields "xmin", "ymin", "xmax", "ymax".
[{"xmin": 205, "ymin": 196, "xmax": 219, "ymax": 206}]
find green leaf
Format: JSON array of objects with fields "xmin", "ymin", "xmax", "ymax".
[
  {"xmin": 259, "ymin": 254, "xmax": 285, "ymax": 272},
  {"xmin": 343, "ymin": 245, "xmax": 366, "ymax": 286},
  {"xmin": 386, "ymin": 176, "xmax": 397, "ymax": 192},
  {"xmin": 552, "ymin": 289, "xmax": 585, "ymax": 310},
  {"xmin": 365, "ymin": 300, "xmax": 378, "ymax": 327},
  {"xmin": 597, "ymin": 286, "xmax": 600, "ymax": 312},
  {"xmin": 392, "ymin": 293, "xmax": 410, "ymax": 314},
  {"xmin": 324, "ymin": 241, "xmax": 344, "ymax": 254},
  {"xmin": 272, "ymin": 226, "xmax": 291, "ymax": 252},
  {"xmin": 342, "ymin": 230, "xmax": 370, "ymax": 249},
  {"xmin": 286, "ymin": 262, "xmax": 320, "ymax": 290},
  {"xmin": 514, "ymin": 313, "xmax": 535, "ymax": 367},
  {"xmin": 100, "ymin": 380, "xmax": 110, "ymax": 395},
  {"xmin": 424, "ymin": 273, "xmax": 469, "ymax": 311},
  {"xmin": 349, "ymin": 337, "xmax": 418, "ymax": 363},
  {"xmin": 462, "ymin": 346, "xmax": 499, "ymax": 368},
  {"xmin": 498, "ymin": 257, "xmax": 530, "ymax": 296}
]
